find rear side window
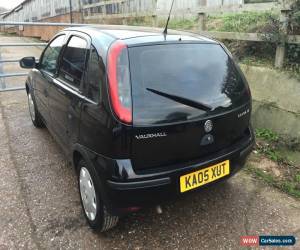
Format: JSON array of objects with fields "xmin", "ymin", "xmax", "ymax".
[
  {"xmin": 129, "ymin": 43, "xmax": 249, "ymax": 125},
  {"xmin": 40, "ymin": 35, "xmax": 65, "ymax": 74},
  {"xmin": 84, "ymin": 46, "xmax": 105, "ymax": 103},
  {"xmin": 59, "ymin": 36, "xmax": 88, "ymax": 88}
]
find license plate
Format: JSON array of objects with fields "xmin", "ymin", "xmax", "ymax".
[{"xmin": 180, "ymin": 160, "xmax": 230, "ymax": 193}]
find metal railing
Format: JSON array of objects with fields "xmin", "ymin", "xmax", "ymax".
[
  {"xmin": 0, "ymin": 21, "xmax": 78, "ymax": 92},
  {"xmin": 0, "ymin": 42, "xmax": 47, "ymax": 92}
]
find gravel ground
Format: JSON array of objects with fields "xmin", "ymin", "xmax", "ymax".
[{"xmin": 0, "ymin": 35, "xmax": 299, "ymax": 250}]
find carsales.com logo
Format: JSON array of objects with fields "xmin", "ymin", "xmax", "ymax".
[{"xmin": 240, "ymin": 236, "xmax": 296, "ymax": 247}]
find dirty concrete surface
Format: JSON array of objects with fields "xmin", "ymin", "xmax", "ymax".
[{"xmin": 0, "ymin": 35, "xmax": 299, "ymax": 250}]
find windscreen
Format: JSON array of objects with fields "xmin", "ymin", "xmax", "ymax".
[{"xmin": 129, "ymin": 43, "xmax": 249, "ymax": 125}]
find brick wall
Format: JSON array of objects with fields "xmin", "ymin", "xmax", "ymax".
[{"xmin": 4, "ymin": 12, "xmax": 82, "ymax": 41}]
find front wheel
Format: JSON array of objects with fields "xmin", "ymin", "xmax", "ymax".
[
  {"xmin": 27, "ymin": 91, "xmax": 44, "ymax": 128},
  {"xmin": 77, "ymin": 160, "xmax": 119, "ymax": 232}
]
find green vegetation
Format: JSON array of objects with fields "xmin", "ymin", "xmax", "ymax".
[
  {"xmin": 259, "ymin": 145, "xmax": 283, "ymax": 162},
  {"xmin": 255, "ymin": 128, "xmax": 286, "ymax": 162},
  {"xmin": 282, "ymin": 182, "xmax": 300, "ymax": 198},
  {"xmin": 207, "ymin": 11, "xmax": 278, "ymax": 33},
  {"xmin": 206, "ymin": 9, "xmax": 299, "ymax": 79},
  {"xmin": 256, "ymin": 128, "xmax": 279, "ymax": 142},
  {"xmin": 290, "ymin": 0, "xmax": 300, "ymax": 34},
  {"xmin": 168, "ymin": 18, "xmax": 197, "ymax": 30},
  {"xmin": 127, "ymin": 16, "xmax": 198, "ymax": 30},
  {"xmin": 295, "ymin": 174, "xmax": 300, "ymax": 183},
  {"xmin": 255, "ymin": 133, "xmax": 299, "ymax": 164},
  {"xmin": 246, "ymin": 165, "xmax": 300, "ymax": 199},
  {"xmin": 246, "ymin": 128, "xmax": 300, "ymax": 199},
  {"xmin": 246, "ymin": 165, "xmax": 275, "ymax": 185},
  {"xmin": 127, "ymin": 16, "xmax": 153, "ymax": 26},
  {"xmin": 240, "ymin": 56, "xmax": 274, "ymax": 67}
]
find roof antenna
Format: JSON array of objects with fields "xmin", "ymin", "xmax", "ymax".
[{"xmin": 163, "ymin": 0, "xmax": 175, "ymax": 36}]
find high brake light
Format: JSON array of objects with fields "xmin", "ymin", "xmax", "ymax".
[{"xmin": 107, "ymin": 41, "xmax": 132, "ymax": 124}]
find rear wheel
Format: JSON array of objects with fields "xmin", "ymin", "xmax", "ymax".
[
  {"xmin": 77, "ymin": 159, "xmax": 119, "ymax": 232},
  {"xmin": 27, "ymin": 91, "xmax": 44, "ymax": 128}
]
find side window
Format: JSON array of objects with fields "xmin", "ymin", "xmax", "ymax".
[
  {"xmin": 40, "ymin": 35, "xmax": 65, "ymax": 74},
  {"xmin": 85, "ymin": 46, "xmax": 105, "ymax": 103},
  {"xmin": 59, "ymin": 36, "xmax": 88, "ymax": 89}
]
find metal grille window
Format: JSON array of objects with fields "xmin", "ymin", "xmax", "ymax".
[
  {"xmin": 55, "ymin": 7, "xmax": 68, "ymax": 15},
  {"xmin": 84, "ymin": 10, "xmax": 89, "ymax": 16},
  {"xmin": 105, "ymin": 3, "xmax": 120, "ymax": 15},
  {"xmin": 82, "ymin": 0, "xmax": 100, "ymax": 4},
  {"xmin": 91, "ymin": 6, "xmax": 103, "ymax": 15}
]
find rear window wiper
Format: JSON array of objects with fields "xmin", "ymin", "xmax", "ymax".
[{"xmin": 146, "ymin": 88, "xmax": 212, "ymax": 111}]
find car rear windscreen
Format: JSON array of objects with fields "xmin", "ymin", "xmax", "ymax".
[{"xmin": 128, "ymin": 43, "xmax": 249, "ymax": 125}]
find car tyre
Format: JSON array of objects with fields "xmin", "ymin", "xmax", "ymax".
[
  {"xmin": 27, "ymin": 91, "xmax": 44, "ymax": 128},
  {"xmin": 77, "ymin": 159, "xmax": 119, "ymax": 232}
]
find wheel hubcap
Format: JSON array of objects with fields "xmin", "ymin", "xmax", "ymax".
[
  {"xmin": 79, "ymin": 167, "xmax": 97, "ymax": 221},
  {"xmin": 28, "ymin": 93, "xmax": 35, "ymax": 121}
]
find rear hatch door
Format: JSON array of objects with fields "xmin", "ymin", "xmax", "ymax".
[{"xmin": 128, "ymin": 43, "xmax": 251, "ymax": 171}]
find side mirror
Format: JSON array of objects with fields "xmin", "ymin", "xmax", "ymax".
[{"xmin": 19, "ymin": 57, "xmax": 36, "ymax": 69}]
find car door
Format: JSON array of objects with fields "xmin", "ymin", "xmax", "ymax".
[
  {"xmin": 79, "ymin": 45, "xmax": 112, "ymax": 155},
  {"xmin": 48, "ymin": 33, "xmax": 90, "ymax": 150},
  {"xmin": 33, "ymin": 34, "xmax": 66, "ymax": 125}
]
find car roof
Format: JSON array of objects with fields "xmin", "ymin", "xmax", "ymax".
[{"xmin": 63, "ymin": 25, "xmax": 217, "ymax": 44}]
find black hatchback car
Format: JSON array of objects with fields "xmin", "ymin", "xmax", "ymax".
[{"xmin": 20, "ymin": 26, "xmax": 254, "ymax": 232}]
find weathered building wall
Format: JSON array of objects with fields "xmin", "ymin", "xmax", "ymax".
[
  {"xmin": 207, "ymin": 0, "xmax": 244, "ymax": 7},
  {"xmin": 156, "ymin": 0, "xmax": 244, "ymax": 12},
  {"xmin": 82, "ymin": 0, "xmax": 157, "ymax": 22},
  {"xmin": 2, "ymin": 0, "xmax": 82, "ymax": 40},
  {"xmin": 0, "ymin": 15, "xmax": 4, "ymax": 32},
  {"xmin": 3, "ymin": 0, "xmax": 81, "ymax": 24}
]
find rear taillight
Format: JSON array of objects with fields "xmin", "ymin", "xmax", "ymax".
[{"xmin": 107, "ymin": 41, "xmax": 132, "ymax": 124}]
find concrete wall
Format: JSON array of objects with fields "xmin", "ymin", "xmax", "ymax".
[{"xmin": 241, "ymin": 64, "xmax": 300, "ymax": 139}]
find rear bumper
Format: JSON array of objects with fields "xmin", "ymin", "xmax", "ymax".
[{"xmin": 100, "ymin": 131, "xmax": 255, "ymax": 214}]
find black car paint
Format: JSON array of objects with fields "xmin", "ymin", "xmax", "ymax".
[{"xmin": 26, "ymin": 27, "xmax": 255, "ymax": 215}]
